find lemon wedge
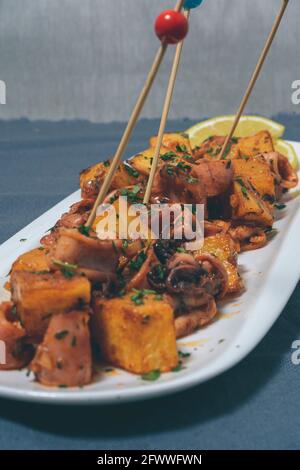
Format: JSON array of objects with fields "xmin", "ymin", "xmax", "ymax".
[{"xmin": 186, "ymin": 115, "xmax": 285, "ymax": 148}]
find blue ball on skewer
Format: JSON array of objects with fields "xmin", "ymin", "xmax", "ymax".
[{"xmin": 184, "ymin": 0, "xmax": 204, "ymax": 9}]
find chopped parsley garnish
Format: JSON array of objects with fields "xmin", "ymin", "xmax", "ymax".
[
  {"xmin": 120, "ymin": 185, "xmax": 142, "ymax": 203},
  {"xmin": 172, "ymin": 361, "xmax": 184, "ymax": 372},
  {"xmin": 54, "ymin": 330, "xmax": 69, "ymax": 340},
  {"xmin": 221, "ymin": 143, "xmax": 233, "ymax": 160},
  {"xmin": 124, "ymin": 163, "xmax": 140, "ymax": 178},
  {"xmin": 103, "ymin": 160, "xmax": 110, "ymax": 167},
  {"xmin": 176, "ymin": 144, "xmax": 188, "ymax": 153},
  {"xmin": 176, "ymin": 247, "xmax": 186, "ymax": 253},
  {"xmin": 141, "ymin": 369, "xmax": 161, "ymax": 381},
  {"xmin": 235, "ymin": 178, "xmax": 249, "ymax": 199},
  {"xmin": 52, "ymin": 259, "xmax": 78, "ymax": 278},
  {"xmin": 129, "ymin": 251, "xmax": 147, "ymax": 272},
  {"xmin": 130, "ymin": 288, "xmax": 158, "ymax": 305},
  {"xmin": 161, "ymin": 151, "xmax": 177, "ymax": 161},
  {"xmin": 275, "ymin": 203, "xmax": 286, "ymax": 210},
  {"xmin": 121, "ymin": 239, "xmax": 129, "ymax": 254},
  {"xmin": 19, "ymin": 238, "xmax": 27, "ymax": 242},
  {"xmin": 262, "ymin": 194, "xmax": 275, "ymax": 204},
  {"xmin": 78, "ymin": 224, "xmax": 90, "ymax": 236},
  {"xmin": 176, "ymin": 161, "xmax": 191, "ymax": 173},
  {"xmin": 179, "ymin": 351, "xmax": 191, "ymax": 359}
]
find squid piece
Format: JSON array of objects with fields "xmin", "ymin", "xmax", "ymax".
[
  {"xmin": 30, "ymin": 311, "xmax": 92, "ymax": 387},
  {"xmin": 228, "ymin": 224, "xmax": 267, "ymax": 252},
  {"xmin": 175, "ymin": 298, "xmax": 217, "ymax": 339},
  {"xmin": 151, "ymin": 159, "xmax": 233, "ymax": 204},
  {"xmin": 92, "ymin": 292, "xmax": 178, "ymax": 374},
  {"xmin": 47, "ymin": 228, "xmax": 123, "ymax": 283},
  {"xmin": 161, "ymin": 252, "xmax": 228, "ymax": 336},
  {"xmin": 0, "ymin": 302, "xmax": 33, "ymax": 370},
  {"xmin": 11, "ymin": 271, "xmax": 91, "ymax": 339},
  {"xmin": 262, "ymin": 152, "xmax": 298, "ymax": 192}
]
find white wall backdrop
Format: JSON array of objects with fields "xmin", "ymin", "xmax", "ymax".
[{"xmin": 0, "ymin": 0, "xmax": 298, "ymax": 122}]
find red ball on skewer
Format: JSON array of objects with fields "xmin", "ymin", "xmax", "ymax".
[{"xmin": 155, "ymin": 10, "xmax": 189, "ymax": 45}]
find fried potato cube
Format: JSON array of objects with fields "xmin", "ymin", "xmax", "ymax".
[
  {"xmin": 30, "ymin": 311, "xmax": 92, "ymax": 387},
  {"xmin": 232, "ymin": 156, "xmax": 276, "ymax": 203},
  {"xmin": 93, "ymin": 292, "xmax": 178, "ymax": 374},
  {"xmin": 80, "ymin": 161, "xmax": 145, "ymax": 199},
  {"xmin": 230, "ymin": 178, "xmax": 273, "ymax": 227},
  {"xmin": 197, "ymin": 235, "xmax": 243, "ymax": 293},
  {"xmin": 11, "ymin": 248, "xmax": 49, "ymax": 276},
  {"xmin": 150, "ymin": 133, "xmax": 193, "ymax": 156},
  {"xmin": 237, "ymin": 131, "xmax": 274, "ymax": 157},
  {"xmin": 11, "ymin": 271, "xmax": 91, "ymax": 339},
  {"xmin": 130, "ymin": 146, "xmax": 169, "ymax": 176}
]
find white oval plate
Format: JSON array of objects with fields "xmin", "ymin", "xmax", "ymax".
[{"xmin": 0, "ymin": 142, "xmax": 299, "ymax": 405}]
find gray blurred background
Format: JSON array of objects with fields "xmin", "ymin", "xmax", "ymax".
[{"xmin": 0, "ymin": 0, "xmax": 298, "ymax": 123}]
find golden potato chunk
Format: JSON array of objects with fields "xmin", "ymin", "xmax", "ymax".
[
  {"xmin": 150, "ymin": 133, "xmax": 193, "ymax": 157},
  {"xmin": 11, "ymin": 271, "xmax": 91, "ymax": 339},
  {"xmin": 232, "ymin": 156, "xmax": 276, "ymax": 203},
  {"xmin": 93, "ymin": 292, "xmax": 178, "ymax": 374},
  {"xmin": 197, "ymin": 234, "xmax": 243, "ymax": 293},
  {"xmin": 11, "ymin": 248, "xmax": 49, "ymax": 276},
  {"xmin": 230, "ymin": 178, "xmax": 273, "ymax": 227},
  {"xmin": 237, "ymin": 131, "xmax": 274, "ymax": 157},
  {"xmin": 80, "ymin": 160, "xmax": 145, "ymax": 199}
]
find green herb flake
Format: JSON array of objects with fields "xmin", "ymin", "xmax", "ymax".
[
  {"xmin": 176, "ymin": 144, "xmax": 188, "ymax": 153},
  {"xmin": 53, "ymin": 259, "xmax": 78, "ymax": 279},
  {"xmin": 275, "ymin": 203, "xmax": 286, "ymax": 210},
  {"xmin": 179, "ymin": 351, "xmax": 191, "ymax": 359},
  {"xmin": 160, "ymin": 151, "xmax": 177, "ymax": 161},
  {"xmin": 54, "ymin": 330, "xmax": 69, "ymax": 340},
  {"xmin": 172, "ymin": 361, "xmax": 184, "ymax": 372},
  {"xmin": 78, "ymin": 224, "xmax": 90, "ymax": 236},
  {"xmin": 124, "ymin": 163, "xmax": 140, "ymax": 178},
  {"xmin": 141, "ymin": 369, "xmax": 161, "ymax": 381},
  {"xmin": 129, "ymin": 251, "xmax": 147, "ymax": 272}
]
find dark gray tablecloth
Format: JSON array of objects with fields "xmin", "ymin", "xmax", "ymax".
[{"xmin": 0, "ymin": 117, "xmax": 299, "ymax": 450}]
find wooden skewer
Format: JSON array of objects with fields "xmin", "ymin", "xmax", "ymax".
[
  {"xmin": 143, "ymin": 9, "xmax": 191, "ymax": 204},
  {"xmin": 219, "ymin": 0, "xmax": 289, "ymax": 160},
  {"xmin": 86, "ymin": 0, "xmax": 186, "ymax": 228}
]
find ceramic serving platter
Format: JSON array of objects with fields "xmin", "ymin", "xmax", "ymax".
[{"xmin": 0, "ymin": 142, "xmax": 299, "ymax": 405}]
